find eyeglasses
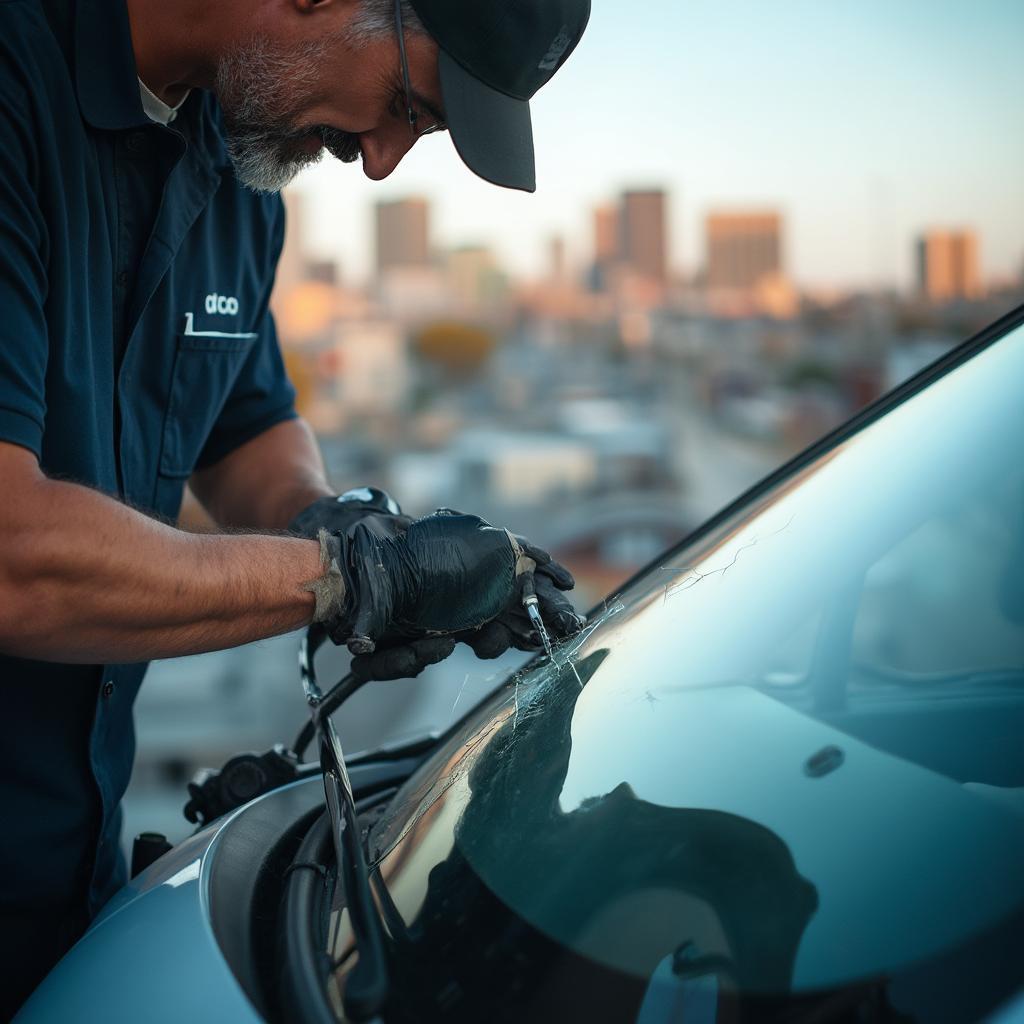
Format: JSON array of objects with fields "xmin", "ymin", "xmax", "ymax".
[{"xmin": 394, "ymin": 0, "xmax": 446, "ymax": 138}]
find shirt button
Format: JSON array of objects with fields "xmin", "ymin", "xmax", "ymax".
[
  {"xmin": 102, "ymin": 680, "xmax": 116, "ymax": 698},
  {"xmin": 125, "ymin": 131, "xmax": 146, "ymax": 153},
  {"xmin": 116, "ymin": 270, "xmax": 129, "ymax": 288}
]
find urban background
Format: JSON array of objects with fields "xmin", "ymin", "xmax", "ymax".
[{"xmin": 123, "ymin": 0, "xmax": 1024, "ymax": 850}]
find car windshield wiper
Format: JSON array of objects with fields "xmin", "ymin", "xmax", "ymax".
[{"xmin": 300, "ymin": 624, "xmax": 389, "ymax": 1023}]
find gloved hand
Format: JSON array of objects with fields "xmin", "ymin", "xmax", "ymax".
[
  {"xmin": 306, "ymin": 510, "xmax": 584, "ymax": 679},
  {"xmin": 289, "ymin": 487, "xmax": 411, "ymax": 542},
  {"xmin": 351, "ymin": 556, "xmax": 583, "ymax": 680},
  {"xmin": 456, "ymin": 561, "xmax": 581, "ymax": 656}
]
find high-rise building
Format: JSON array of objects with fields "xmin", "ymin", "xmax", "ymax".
[
  {"xmin": 916, "ymin": 229, "xmax": 981, "ymax": 302},
  {"xmin": 375, "ymin": 197, "xmax": 431, "ymax": 276},
  {"xmin": 593, "ymin": 203, "xmax": 619, "ymax": 266},
  {"xmin": 619, "ymin": 189, "xmax": 668, "ymax": 284},
  {"xmin": 705, "ymin": 211, "xmax": 782, "ymax": 292}
]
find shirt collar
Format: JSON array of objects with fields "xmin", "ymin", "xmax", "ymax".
[
  {"xmin": 73, "ymin": 0, "xmax": 151, "ymax": 131},
  {"xmin": 138, "ymin": 77, "xmax": 189, "ymax": 125},
  {"xmin": 70, "ymin": 0, "xmax": 232, "ymax": 172}
]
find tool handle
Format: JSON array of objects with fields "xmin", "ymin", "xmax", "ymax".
[{"xmin": 520, "ymin": 567, "xmax": 538, "ymax": 606}]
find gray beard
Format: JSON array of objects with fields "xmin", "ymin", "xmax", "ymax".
[{"xmin": 215, "ymin": 35, "xmax": 362, "ymax": 194}]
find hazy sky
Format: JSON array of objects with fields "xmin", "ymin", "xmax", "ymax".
[{"xmin": 291, "ymin": 0, "xmax": 1024, "ymax": 291}]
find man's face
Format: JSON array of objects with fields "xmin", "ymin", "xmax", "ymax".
[{"xmin": 215, "ymin": 24, "xmax": 445, "ymax": 193}]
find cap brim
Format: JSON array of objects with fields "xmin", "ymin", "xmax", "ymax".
[{"xmin": 438, "ymin": 49, "xmax": 536, "ymax": 193}]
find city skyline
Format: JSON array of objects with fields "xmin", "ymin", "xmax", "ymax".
[
  {"xmin": 291, "ymin": 183, "xmax": 1009, "ymax": 308},
  {"xmin": 287, "ymin": 0, "xmax": 1024, "ymax": 292}
]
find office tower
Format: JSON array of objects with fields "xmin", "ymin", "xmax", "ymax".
[
  {"xmin": 916, "ymin": 230, "xmax": 981, "ymax": 301},
  {"xmin": 619, "ymin": 189, "xmax": 668, "ymax": 284},
  {"xmin": 375, "ymin": 197, "xmax": 431, "ymax": 276},
  {"xmin": 705, "ymin": 211, "xmax": 783, "ymax": 292},
  {"xmin": 593, "ymin": 203, "xmax": 619, "ymax": 266}
]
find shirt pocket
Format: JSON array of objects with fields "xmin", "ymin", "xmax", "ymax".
[{"xmin": 158, "ymin": 329, "xmax": 258, "ymax": 479}]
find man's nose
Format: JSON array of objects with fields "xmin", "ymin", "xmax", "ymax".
[{"xmin": 359, "ymin": 129, "xmax": 416, "ymax": 181}]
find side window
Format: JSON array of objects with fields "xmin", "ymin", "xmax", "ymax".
[{"xmin": 852, "ymin": 474, "xmax": 1024, "ymax": 678}]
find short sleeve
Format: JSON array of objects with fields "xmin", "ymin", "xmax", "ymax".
[
  {"xmin": 0, "ymin": 81, "xmax": 49, "ymax": 457},
  {"xmin": 194, "ymin": 199, "xmax": 297, "ymax": 469}
]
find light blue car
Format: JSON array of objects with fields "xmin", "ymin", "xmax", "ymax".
[{"xmin": 19, "ymin": 304, "xmax": 1024, "ymax": 1023}]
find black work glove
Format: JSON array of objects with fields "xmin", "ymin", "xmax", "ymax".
[
  {"xmin": 351, "ymin": 560, "xmax": 583, "ymax": 680},
  {"xmin": 289, "ymin": 487, "xmax": 411, "ymax": 542},
  {"xmin": 456, "ymin": 561, "xmax": 581, "ymax": 657},
  {"xmin": 308, "ymin": 510, "xmax": 583, "ymax": 680}
]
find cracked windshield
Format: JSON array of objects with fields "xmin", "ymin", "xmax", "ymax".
[
  {"xmin": 122, "ymin": 0, "xmax": 1024, "ymax": 860},
  {"xmin": 354, "ymin": 323, "xmax": 1024, "ymax": 1007}
]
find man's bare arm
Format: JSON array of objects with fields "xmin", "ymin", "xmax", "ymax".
[
  {"xmin": 190, "ymin": 417, "xmax": 333, "ymax": 530},
  {"xmin": 0, "ymin": 441, "xmax": 322, "ymax": 663}
]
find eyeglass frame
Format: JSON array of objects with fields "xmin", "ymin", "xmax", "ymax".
[{"xmin": 394, "ymin": 0, "xmax": 446, "ymax": 138}]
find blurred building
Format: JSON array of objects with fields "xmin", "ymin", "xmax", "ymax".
[
  {"xmin": 274, "ymin": 190, "xmax": 306, "ymax": 297},
  {"xmin": 593, "ymin": 204, "xmax": 619, "ymax": 266},
  {"xmin": 376, "ymin": 197, "xmax": 431, "ymax": 275},
  {"xmin": 587, "ymin": 202, "xmax": 620, "ymax": 292},
  {"xmin": 329, "ymin": 319, "xmax": 410, "ymax": 418},
  {"xmin": 549, "ymin": 235, "xmax": 567, "ymax": 283},
  {"xmin": 916, "ymin": 229, "xmax": 981, "ymax": 302},
  {"xmin": 705, "ymin": 211, "xmax": 795, "ymax": 317},
  {"xmin": 306, "ymin": 259, "xmax": 338, "ymax": 285},
  {"xmin": 377, "ymin": 266, "xmax": 449, "ymax": 319},
  {"xmin": 619, "ymin": 189, "xmax": 669, "ymax": 285},
  {"xmin": 455, "ymin": 430, "xmax": 597, "ymax": 506},
  {"xmin": 388, "ymin": 429, "xmax": 598, "ymax": 515},
  {"xmin": 558, "ymin": 399, "xmax": 672, "ymax": 490},
  {"xmin": 706, "ymin": 211, "xmax": 782, "ymax": 290},
  {"xmin": 445, "ymin": 245, "xmax": 508, "ymax": 311}
]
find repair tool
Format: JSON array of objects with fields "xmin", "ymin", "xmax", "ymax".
[{"xmin": 521, "ymin": 569, "xmax": 555, "ymax": 660}]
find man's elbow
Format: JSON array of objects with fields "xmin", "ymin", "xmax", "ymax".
[
  {"xmin": 0, "ymin": 543, "xmax": 47, "ymax": 652},
  {"xmin": 0, "ymin": 527, "xmax": 53, "ymax": 651}
]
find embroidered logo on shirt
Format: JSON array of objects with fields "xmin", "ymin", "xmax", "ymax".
[
  {"xmin": 182, "ymin": 312, "xmax": 257, "ymax": 340},
  {"xmin": 205, "ymin": 292, "xmax": 239, "ymax": 315}
]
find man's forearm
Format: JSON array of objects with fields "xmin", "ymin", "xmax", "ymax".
[
  {"xmin": 0, "ymin": 454, "xmax": 323, "ymax": 663},
  {"xmin": 190, "ymin": 417, "xmax": 333, "ymax": 530}
]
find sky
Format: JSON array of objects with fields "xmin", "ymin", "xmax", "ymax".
[{"xmin": 290, "ymin": 0, "xmax": 1024, "ymax": 291}]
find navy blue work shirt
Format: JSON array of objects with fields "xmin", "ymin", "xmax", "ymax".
[{"xmin": 0, "ymin": 0, "xmax": 297, "ymax": 921}]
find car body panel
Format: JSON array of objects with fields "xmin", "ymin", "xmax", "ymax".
[{"xmin": 15, "ymin": 793, "xmax": 274, "ymax": 1023}]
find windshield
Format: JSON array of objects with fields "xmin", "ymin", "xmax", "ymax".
[{"xmin": 325, "ymin": 316, "xmax": 1024, "ymax": 1022}]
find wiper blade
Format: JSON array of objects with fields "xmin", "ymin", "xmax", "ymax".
[{"xmin": 300, "ymin": 625, "xmax": 389, "ymax": 1022}]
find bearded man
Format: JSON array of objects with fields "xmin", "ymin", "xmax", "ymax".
[{"xmin": 0, "ymin": 0, "xmax": 590, "ymax": 1013}]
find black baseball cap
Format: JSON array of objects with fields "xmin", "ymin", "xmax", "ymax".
[{"xmin": 408, "ymin": 0, "xmax": 591, "ymax": 193}]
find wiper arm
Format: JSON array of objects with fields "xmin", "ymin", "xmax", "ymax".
[
  {"xmin": 293, "ymin": 668, "xmax": 369, "ymax": 762},
  {"xmin": 300, "ymin": 625, "xmax": 389, "ymax": 1022}
]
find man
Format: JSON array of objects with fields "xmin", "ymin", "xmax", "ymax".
[{"xmin": 0, "ymin": 0, "xmax": 590, "ymax": 1013}]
